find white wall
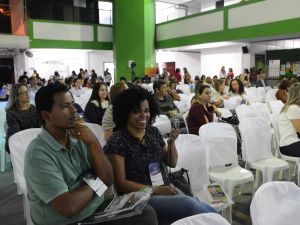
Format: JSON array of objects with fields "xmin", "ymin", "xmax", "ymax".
[
  {"xmin": 200, "ymin": 45, "xmax": 245, "ymax": 77},
  {"xmin": 156, "ymin": 50, "xmax": 201, "ymax": 79},
  {"xmin": 88, "ymin": 50, "xmax": 114, "ymax": 77},
  {"xmin": 15, "ymin": 49, "xmax": 113, "ymax": 81}
]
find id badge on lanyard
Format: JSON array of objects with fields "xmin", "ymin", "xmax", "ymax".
[{"xmin": 149, "ymin": 162, "xmax": 164, "ymax": 186}]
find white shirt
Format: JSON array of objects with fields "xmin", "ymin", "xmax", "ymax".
[{"xmin": 278, "ymin": 105, "xmax": 300, "ymax": 146}]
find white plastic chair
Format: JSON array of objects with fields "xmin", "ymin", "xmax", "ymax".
[
  {"xmin": 171, "ymin": 213, "xmax": 231, "ymax": 225},
  {"xmin": 174, "ymin": 94, "xmax": 190, "ymax": 113},
  {"xmin": 268, "ymin": 100, "xmax": 284, "ymax": 116},
  {"xmin": 172, "ymin": 134, "xmax": 232, "ymax": 220},
  {"xmin": 270, "ymin": 114, "xmax": 299, "ymax": 183},
  {"xmin": 9, "ymin": 128, "xmax": 41, "ymax": 225},
  {"xmin": 217, "ymin": 108, "xmax": 232, "ymax": 119},
  {"xmin": 224, "ymin": 96, "xmax": 242, "ymax": 110},
  {"xmin": 153, "ymin": 115, "xmax": 171, "ymax": 136},
  {"xmin": 177, "ymin": 84, "xmax": 190, "ymax": 95},
  {"xmin": 236, "ymin": 104, "xmax": 257, "ymax": 122},
  {"xmin": 250, "ymin": 181, "xmax": 300, "ymax": 225},
  {"xmin": 251, "ymin": 102, "xmax": 271, "ymax": 125},
  {"xmin": 0, "ymin": 109, "xmax": 6, "ymax": 171},
  {"xmin": 265, "ymin": 89, "xmax": 276, "ymax": 102},
  {"xmin": 256, "ymin": 87, "xmax": 266, "ymax": 102},
  {"xmin": 182, "ymin": 111, "xmax": 189, "ymax": 133},
  {"xmin": 239, "ymin": 118, "xmax": 289, "ymax": 188},
  {"xmin": 84, "ymin": 123, "xmax": 106, "ymax": 147},
  {"xmin": 199, "ymin": 122, "xmax": 254, "ymax": 198}
]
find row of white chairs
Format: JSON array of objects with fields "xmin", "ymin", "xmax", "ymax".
[{"xmin": 173, "ymin": 181, "xmax": 300, "ymax": 225}]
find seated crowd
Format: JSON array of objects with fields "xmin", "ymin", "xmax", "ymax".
[{"xmin": 3, "ymin": 65, "xmax": 300, "ymax": 225}]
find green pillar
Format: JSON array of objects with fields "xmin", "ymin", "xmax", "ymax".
[{"xmin": 113, "ymin": 0, "xmax": 155, "ymax": 82}]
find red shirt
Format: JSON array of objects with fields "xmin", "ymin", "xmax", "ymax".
[{"xmin": 187, "ymin": 103, "xmax": 213, "ymax": 135}]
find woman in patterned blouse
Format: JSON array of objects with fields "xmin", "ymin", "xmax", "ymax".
[
  {"xmin": 104, "ymin": 87, "xmax": 216, "ymax": 225},
  {"xmin": 5, "ymin": 84, "xmax": 41, "ymax": 153}
]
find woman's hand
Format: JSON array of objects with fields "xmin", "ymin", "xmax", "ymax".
[
  {"xmin": 167, "ymin": 128, "xmax": 179, "ymax": 145},
  {"xmin": 153, "ymin": 185, "xmax": 177, "ymax": 195}
]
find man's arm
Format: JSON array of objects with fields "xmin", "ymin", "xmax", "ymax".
[
  {"xmin": 50, "ymin": 185, "xmax": 94, "ymax": 218},
  {"xmin": 70, "ymin": 122, "xmax": 114, "ymax": 186}
]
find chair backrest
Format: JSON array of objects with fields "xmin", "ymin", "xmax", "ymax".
[
  {"xmin": 250, "ymin": 181, "xmax": 300, "ymax": 225},
  {"xmin": 251, "ymin": 102, "xmax": 271, "ymax": 125},
  {"xmin": 256, "ymin": 87, "xmax": 266, "ymax": 102},
  {"xmin": 224, "ymin": 96, "xmax": 242, "ymax": 110},
  {"xmin": 171, "ymin": 213, "xmax": 231, "ymax": 225},
  {"xmin": 236, "ymin": 104, "xmax": 257, "ymax": 122},
  {"xmin": 173, "ymin": 134, "xmax": 210, "ymax": 194},
  {"xmin": 182, "ymin": 111, "xmax": 189, "ymax": 133},
  {"xmin": 84, "ymin": 123, "xmax": 106, "ymax": 147},
  {"xmin": 174, "ymin": 94, "xmax": 190, "ymax": 113},
  {"xmin": 270, "ymin": 114, "xmax": 280, "ymax": 147},
  {"xmin": 9, "ymin": 128, "xmax": 41, "ymax": 191},
  {"xmin": 217, "ymin": 108, "xmax": 232, "ymax": 119},
  {"xmin": 153, "ymin": 115, "xmax": 171, "ymax": 135},
  {"xmin": 177, "ymin": 84, "xmax": 190, "ymax": 95},
  {"xmin": 199, "ymin": 122, "xmax": 238, "ymax": 168},
  {"xmin": 268, "ymin": 100, "xmax": 284, "ymax": 116},
  {"xmin": 239, "ymin": 117, "xmax": 273, "ymax": 162},
  {"xmin": 266, "ymin": 89, "xmax": 276, "ymax": 102}
]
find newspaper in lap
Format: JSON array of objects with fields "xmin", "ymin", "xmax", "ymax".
[{"xmin": 78, "ymin": 186, "xmax": 153, "ymax": 224}]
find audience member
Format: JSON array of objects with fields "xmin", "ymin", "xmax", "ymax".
[
  {"xmin": 24, "ymin": 83, "xmax": 158, "ymax": 225},
  {"xmin": 187, "ymin": 85, "xmax": 218, "ymax": 135},
  {"xmin": 227, "ymin": 68, "xmax": 234, "ymax": 79},
  {"xmin": 256, "ymin": 71, "xmax": 266, "ymax": 88},
  {"xmin": 102, "ymin": 83, "xmax": 127, "ymax": 140},
  {"xmin": 70, "ymin": 78, "xmax": 84, "ymax": 97},
  {"xmin": 276, "ymin": 79, "xmax": 289, "ymax": 103},
  {"xmin": 5, "ymin": 84, "xmax": 41, "ymax": 153},
  {"xmin": 104, "ymin": 87, "xmax": 216, "ymax": 225},
  {"xmin": 167, "ymin": 80, "xmax": 181, "ymax": 101},
  {"xmin": 104, "ymin": 68, "xmax": 112, "ymax": 87},
  {"xmin": 85, "ymin": 83, "xmax": 109, "ymax": 126},
  {"xmin": 174, "ymin": 68, "xmax": 182, "ymax": 83},
  {"xmin": 219, "ymin": 66, "xmax": 226, "ymax": 79},
  {"xmin": 278, "ymin": 82, "xmax": 300, "ymax": 157},
  {"xmin": 226, "ymin": 79, "xmax": 248, "ymax": 104}
]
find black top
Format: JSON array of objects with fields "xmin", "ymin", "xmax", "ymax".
[
  {"xmin": 84, "ymin": 101, "xmax": 106, "ymax": 126},
  {"xmin": 6, "ymin": 104, "xmax": 41, "ymax": 152},
  {"xmin": 104, "ymin": 126, "xmax": 169, "ymax": 186}
]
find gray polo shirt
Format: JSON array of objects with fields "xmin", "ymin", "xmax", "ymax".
[{"xmin": 24, "ymin": 128, "xmax": 104, "ymax": 225}]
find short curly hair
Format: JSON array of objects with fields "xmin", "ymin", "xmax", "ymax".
[{"xmin": 112, "ymin": 87, "xmax": 160, "ymax": 130}]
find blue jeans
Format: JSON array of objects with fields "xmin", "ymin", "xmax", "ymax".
[{"xmin": 148, "ymin": 194, "xmax": 216, "ymax": 225}]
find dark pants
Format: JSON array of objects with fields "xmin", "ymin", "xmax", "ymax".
[
  {"xmin": 73, "ymin": 205, "xmax": 158, "ymax": 225},
  {"xmin": 280, "ymin": 141, "xmax": 300, "ymax": 157}
]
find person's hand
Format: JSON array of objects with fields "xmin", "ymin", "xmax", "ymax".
[
  {"xmin": 68, "ymin": 122, "xmax": 99, "ymax": 146},
  {"xmin": 153, "ymin": 185, "xmax": 177, "ymax": 195},
  {"xmin": 167, "ymin": 128, "xmax": 179, "ymax": 145}
]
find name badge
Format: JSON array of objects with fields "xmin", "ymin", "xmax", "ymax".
[
  {"xmin": 149, "ymin": 162, "xmax": 164, "ymax": 186},
  {"xmin": 82, "ymin": 172, "xmax": 108, "ymax": 197}
]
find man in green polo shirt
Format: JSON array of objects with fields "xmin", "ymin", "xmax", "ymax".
[{"xmin": 24, "ymin": 83, "xmax": 158, "ymax": 225}]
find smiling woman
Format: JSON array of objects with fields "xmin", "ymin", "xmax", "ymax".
[{"xmin": 104, "ymin": 87, "xmax": 216, "ymax": 225}]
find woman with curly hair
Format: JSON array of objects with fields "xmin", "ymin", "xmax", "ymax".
[{"xmin": 104, "ymin": 87, "xmax": 216, "ymax": 225}]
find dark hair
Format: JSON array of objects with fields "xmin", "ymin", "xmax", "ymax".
[
  {"xmin": 197, "ymin": 84, "xmax": 210, "ymax": 95},
  {"xmin": 153, "ymin": 80, "xmax": 165, "ymax": 93},
  {"xmin": 35, "ymin": 83, "xmax": 69, "ymax": 124},
  {"xmin": 279, "ymin": 79, "xmax": 290, "ymax": 90},
  {"xmin": 229, "ymin": 78, "xmax": 245, "ymax": 94},
  {"xmin": 112, "ymin": 87, "xmax": 160, "ymax": 130},
  {"xmin": 120, "ymin": 76, "xmax": 127, "ymax": 82},
  {"xmin": 88, "ymin": 83, "xmax": 108, "ymax": 109}
]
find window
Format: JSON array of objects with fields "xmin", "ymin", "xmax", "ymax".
[{"xmin": 98, "ymin": 1, "xmax": 112, "ymax": 25}]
